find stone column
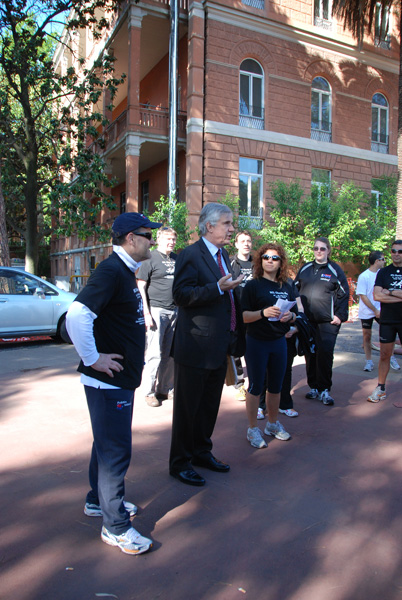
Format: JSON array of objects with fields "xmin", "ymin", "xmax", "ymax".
[
  {"xmin": 186, "ymin": 0, "xmax": 205, "ymax": 229},
  {"xmin": 126, "ymin": 134, "xmax": 141, "ymax": 211}
]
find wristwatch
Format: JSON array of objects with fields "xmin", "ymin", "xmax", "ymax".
[{"xmin": 260, "ymin": 308, "xmax": 265, "ymax": 318}]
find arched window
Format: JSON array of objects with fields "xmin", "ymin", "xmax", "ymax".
[
  {"xmin": 239, "ymin": 59, "xmax": 264, "ymax": 129},
  {"xmin": 371, "ymin": 93, "xmax": 389, "ymax": 153},
  {"xmin": 311, "ymin": 76, "xmax": 332, "ymax": 142}
]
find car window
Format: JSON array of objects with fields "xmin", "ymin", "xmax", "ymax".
[{"xmin": 0, "ymin": 271, "xmax": 58, "ymax": 296}]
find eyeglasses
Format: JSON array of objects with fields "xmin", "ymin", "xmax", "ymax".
[
  {"xmin": 262, "ymin": 254, "xmax": 281, "ymax": 261},
  {"xmin": 391, "ymin": 249, "xmax": 402, "ymax": 254},
  {"xmin": 132, "ymin": 232, "xmax": 153, "ymax": 241},
  {"xmin": 377, "ymin": 257, "xmax": 385, "ymax": 261},
  {"xmin": 313, "ymin": 246, "xmax": 327, "ymax": 252}
]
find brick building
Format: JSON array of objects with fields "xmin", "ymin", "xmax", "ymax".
[{"xmin": 51, "ymin": 0, "xmax": 398, "ymax": 285}]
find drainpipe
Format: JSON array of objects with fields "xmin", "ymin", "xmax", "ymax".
[{"xmin": 168, "ymin": 0, "xmax": 179, "ymax": 208}]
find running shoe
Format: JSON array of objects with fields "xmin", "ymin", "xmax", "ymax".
[
  {"xmin": 235, "ymin": 386, "xmax": 246, "ymax": 401},
  {"xmin": 85, "ymin": 500, "xmax": 137, "ymax": 518},
  {"xmin": 101, "ymin": 525, "xmax": 152, "ymax": 555},
  {"xmin": 264, "ymin": 420, "xmax": 291, "ymax": 441},
  {"xmin": 320, "ymin": 390, "xmax": 334, "ymax": 405},
  {"xmin": 279, "ymin": 408, "xmax": 299, "ymax": 418},
  {"xmin": 390, "ymin": 356, "xmax": 401, "ymax": 371},
  {"xmin": 363, "ymin": 360, "xmax": 374, "ymax": 372},
  {"xmin": 247, "ymin": 427, "xmax": 267, "ymax": 448},
  {"xmin": 305, "ymin": 388, "xmax": 319, "ymax": 399},
  {"xmin": 257, "ymin": 408, "xmax": 265, "ymax": 420},
  {"xmin": 367, "ymin": 385, "xmax": 386, "ymax": 403}
]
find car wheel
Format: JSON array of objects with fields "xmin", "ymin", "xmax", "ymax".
[{"xmin": 53, "ymin": 314, "xmax": 73, "ymax": 344}]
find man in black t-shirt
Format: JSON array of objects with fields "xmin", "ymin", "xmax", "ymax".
[
  {"xmin": 368, "ymin": 240, "xmax": 402, "ymax": 403},
  {"xmin": 230, "ymin": 231, "xmax": 254, "ymax": 399},
  {"xmin": 66, "ymin": 212, "xmax": 161, "ymax": 555},
  {"xmin": 137, "ymin": 227, "xmax": 177, "ymax": 407}
]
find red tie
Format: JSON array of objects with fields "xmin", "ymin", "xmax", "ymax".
[{"xmin": 216, "ymin": 249, "xmax": 236, "ymax": 331}]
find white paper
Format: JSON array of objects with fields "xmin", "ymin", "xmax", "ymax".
[{"xmin": 268, "ymin": 299, "xmax": 297, "ymax": 321}]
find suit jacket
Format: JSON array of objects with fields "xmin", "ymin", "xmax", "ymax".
[{"xmin": 171, "ymin": 238, "xmax": 245, "ymax": 369}]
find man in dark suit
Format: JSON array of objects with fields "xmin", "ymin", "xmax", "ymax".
[{"xmin": 169, "ymin": 203, "xmax": 245, "ymax": 486}]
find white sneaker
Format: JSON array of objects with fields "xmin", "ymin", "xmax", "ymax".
[
  {"xmin": 264, "ymin": 420, "xmax": 291, "ymax": 441},
  {"xmin": 257, "ymin": 408, "xmax": 265, "ymax": 420},
  {"xmin": 247, "ymin": 427, "xmax": 267, "ymax": 448},
  {"xmin": 363, "ymin": 360, "xmax": 374, "ymax": 372},
  {"xmin": 279, "ymin": 408, "xmax": 299, "ymax": 418},
  {"xmin": 390, "ymin": 356, "xmax": 401, "ymax": 371},
  {"xmin": 101, "ymin": 525, "xmax": 152, "ymax": 555},
  {"xmin": 367, "ymin": 385, "xmax": 386, "ymax": 403},
  {"xmin": 85, "ymin": 500, "xmax": 137, "ymax": 518}
]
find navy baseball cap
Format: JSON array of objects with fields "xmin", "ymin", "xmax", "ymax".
[{"xmin": 112, "ymin": 212, "xmax": 162, "ymax": 237}]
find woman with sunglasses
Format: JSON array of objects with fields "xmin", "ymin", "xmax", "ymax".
[
  {"xmin": 242, "ymin": 243, "xmax": 297, "ymax": 449},
  {"xmin": 294, "ymin": 237, "xmax": 349, "ymax": 406}
]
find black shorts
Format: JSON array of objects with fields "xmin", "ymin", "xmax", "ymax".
[
  {"xmin": 361, "ymin": 317, "xmax": 379, "ymax": 330},
  {"xmin": 379, "ymin": 322, "xmax": 402, "ymax": 344}
]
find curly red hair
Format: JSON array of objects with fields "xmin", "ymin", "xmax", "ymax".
[{"xmin": 253, "ymin": 243, "xmax": 289, "ymax": 285}]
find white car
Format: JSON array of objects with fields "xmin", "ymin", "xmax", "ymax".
[{"xmin": 0, "ymin": 267, "xmax": 76, "ymax": 340}]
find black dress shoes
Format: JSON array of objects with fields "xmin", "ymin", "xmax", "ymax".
[
  {"xmin": 170, "ymin": 469, "xmax": 206, "ymax": 486},
  {"xmin": 192, "ymin": 455, "xmax": 230, "ymax": 472}
]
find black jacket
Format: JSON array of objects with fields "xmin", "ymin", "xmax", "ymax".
[{"xmin": 294, "ymin": 260, "xmax": 349, "ymax": 323}]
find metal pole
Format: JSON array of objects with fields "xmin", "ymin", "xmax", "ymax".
[{"xmin": 168, "ymin": 0, "xmax": 179, "ymax": 207}]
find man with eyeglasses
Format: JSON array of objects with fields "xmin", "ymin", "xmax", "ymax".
[
  {"xmin": 137, "ymin": 227, "xmax": 178, "ymax": 407},
  {"xmin": 368, "ymin": 240, "xmax": 402, "ymax": 403},
  {"xmin": 356, "ymin": 251, "xmax": 385, "ymax": 372},
  {"xmin": 66, "ymin": 212, "xmax": 161, "ymax": 555},
  {"xmin": 294, "ymin": 237, "xmax": 349, "ymax": 406}
]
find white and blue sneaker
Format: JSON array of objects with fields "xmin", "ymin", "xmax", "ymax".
[
  {"xmin": 101, "ymin": 525, "xmax": 152, "ymax": 555},
  {"xmin": 390, "ymin": 356, "xmax": 401, "ymax": 371},
  {"xmin": 320, "ymin": 390, "xmax": 334, "ymax": 405},
  {"xmin": 85, "ymin": 500, "xmax": 137, "ymax": 518},
  {"xmin": 247, "ymin": 427, "xmax": 267, "ymax": 448},
  {"xmin": 264, "ymin": 420, "xmax": 291, "ymax": 441},
  {"xmin": 364, "ymin": 360, "xmax": 374, "ymax": 372}
]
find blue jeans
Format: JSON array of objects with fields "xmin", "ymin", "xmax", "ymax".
[{"xmin": 85, "ymin": 386, "xmax": 134, "ymax": 534}]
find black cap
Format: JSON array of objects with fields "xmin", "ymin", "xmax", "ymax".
[{"xmin": 112, "ymin": 212, "xmax": 162, "ymax": 237}]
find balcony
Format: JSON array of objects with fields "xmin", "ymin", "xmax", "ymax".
[
  {"xmin": 311, "ymin": 121, "xmax": 332, "ymax": 142},
  {"xmin": 104, "ymin": 105, "xmax": 187, "ymax": 151},
  {"xmin": 371, "ymin": 134, "xmax": 389, "ymax": 154},
  {"xmin": 239, "ymin": 106, "xmax": 265, "ymax": 130}
]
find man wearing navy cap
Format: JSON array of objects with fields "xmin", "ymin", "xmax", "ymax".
[{"xmin": 66, "ymin": 212, "xmax": 161, "ymax": 555}]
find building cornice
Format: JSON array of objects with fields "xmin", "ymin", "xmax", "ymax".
[
  {"xmin": 204, "ymin": 120, "xmax": 398, "ymax": 165},
  {"xmin": 204, "ymin": 3, "xmax": 399, "ymax": 75}
]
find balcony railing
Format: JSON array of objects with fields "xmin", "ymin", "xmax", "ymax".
[
  {"xmin": 239, "ymin": 106, "xmax": 265, "ymax": 129},
  {"xmin": 374, "ymin": 35, "xmax": 391, "ymax": 50},
  {"xmin": 142, "ymin": 0, "xmax": 188, "ymax": 12},
  {"xmin": 314, "ymin": 16, "xmax": 332, "ymax": 30},
  {"xmin": 103, "ymin": 105, "xmax": 187, "ymax": 151},
  {"xmin": 139, "ymin": 104, "xmax": 187, "ymax": 136},
  {"xmin": 242, "ymin": 0, "xmax": 265, "ymax": 9},
  {"xmin": 371, "ymin": 134, "xmax": 389, "ymax": 153},
  {"xmin": 311, "ymin": 121, "xmax": 332, "ymax": 142}
]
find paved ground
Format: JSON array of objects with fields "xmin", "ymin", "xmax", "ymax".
[{"xmin": 1, "ymin": 321, "xmax": 402, "ymax": 600}]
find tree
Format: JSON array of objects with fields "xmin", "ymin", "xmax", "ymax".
[
  {"xmin": 0, "ymin": 163, "xmax": 11, "ymax": 267},
  {"xmin": 331, "ymin": 0, "xmax": 402, "ymax": 238},
  {"xmin": 147, "ymin": 195, "xmax": 194, "ymax": 251},
  {"xmin": 0, "ymin": 0, "xmax": 124, "ymax": 273}
]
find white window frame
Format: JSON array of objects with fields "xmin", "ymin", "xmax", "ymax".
[
  {"xmin": 311, "ymin": 168, "xmax": 331, "ymax": 198},
  {"xmin": 239, "ymin": 157, "xmax": 264, "ymax": 227},
  {"xmin": 371, "ymin": 93, "xmax": 389, "ymax": 153},
  {"xmin": 311, "ymin": 77, "xmax": 332, "ymax": 142},
  {"xmin": 375, "ymin": 2, "xmax": 391, "ymax": 48},
  {"xmin": 239, "ymin": 59, "xmax": 264, "ymax": 129},
  {"xmin": 314, "ymin": 0, "xmax": 332, "ymax": 29}
]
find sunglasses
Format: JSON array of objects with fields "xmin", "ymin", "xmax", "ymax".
[
  {"xmin": 262, "ymin": 254, "xmax": 281, "ymax": 261},
  {"xmin": 391, "ymin": 249, "xmax": 402, "ymax": 254},
  {"xmin": 313, "ymin": 246, "xmax": 327, "ymax": 252},
  {"xmin": 377, "ymin": 257, "xmax": 385, "ymax": 261},
  {"xmin": 132, "ymin": 231, "xmax": 153, "ymax": 240}
]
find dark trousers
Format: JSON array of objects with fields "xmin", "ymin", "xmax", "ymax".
[
  {"xmin": 305, "ymin": 322, "xmax": 340, "ymax": 392},
  {"xmin": 169, "ymin": 360, "xmax": 227, "ymax": 474},
  {"xmin": 259, "ymin": 335, "xmax": 296, "ymax": 410},
  {"xmin": 85, "ymin": 386, "xmax": 134, "ymax": 535}
]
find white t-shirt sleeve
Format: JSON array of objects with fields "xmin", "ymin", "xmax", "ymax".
[{"xmin": 66, "ymin": 301, "xmax": 100, "ymax": 366}]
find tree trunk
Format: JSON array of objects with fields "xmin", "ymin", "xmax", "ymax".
[
  {"xmin": 397, "ymin": 12, "xmax": 402, "ymax": 239},
  {"xmin": 24, "ymin": 163, "xmax": 39, "ymax": 274},
  {"xmin": 0, "ymin": 165, "xmax": 11, "ymax": 267}
]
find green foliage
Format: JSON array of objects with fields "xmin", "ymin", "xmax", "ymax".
[
  {"xmin": 0, "ymin": 0, "xmax": 124, "ymax": 271},
  {"xmin": 259, "ymin": 178, "xmax": 396, "ymax": 273},
  {"xmin": 147, "ymin": 196, "xmax": 194, "ymax": 251},
  {"xmin": 216, "ymin": 191, "xmax": 262, "ymax": 256}
]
